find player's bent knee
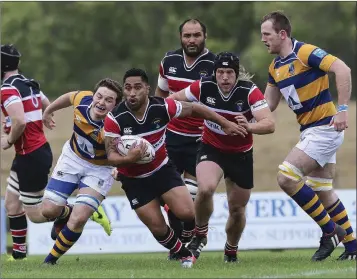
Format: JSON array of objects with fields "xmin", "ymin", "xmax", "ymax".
[
  {"xmin": 41, "ymin": 200, "xmax": 63, "ymax": 219},
  {"xmin": 306, "ymin": 177, "xmax": 333, "ymax": 192},
  {"xmin": 228, "ymin": 205, "xmax": 246, "ymax": 220},
  {"xmin": 174, "ymin": 206, "xmax": 195, "ymax": 222},
  {"xmin": 5, "ymin": 197, "xmax": 22, "ymax": 215},
  {"xmin": 197, "ymin": 182, "xmax": 216, "ymax": 199},
  {"xmin": 277, "ymin": 161, "xmax": 303, "ymax": 189},
  {"xmin": 67, "ymin": 211, "xmax": 88, "ymax": 228}
]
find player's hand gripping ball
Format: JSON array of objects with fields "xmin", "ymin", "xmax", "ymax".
[{"xmin": 116, "ymin": 135, "xmax": 155, "ymax": 164}]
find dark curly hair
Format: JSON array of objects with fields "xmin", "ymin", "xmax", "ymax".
[{"xmin": 123, "ymin": 68, "xmax": 149, "ymax": 84}]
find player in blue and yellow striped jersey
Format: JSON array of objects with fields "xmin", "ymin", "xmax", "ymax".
[
  {"xmin": 261, "ymin": 11, "xmax": 356, "ymax": 261},
  {"xmin": 40, "ymin": 78, "xmax": 122, "ymax": 264}
]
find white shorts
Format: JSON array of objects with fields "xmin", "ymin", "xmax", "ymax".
[
  {"xmin": 45, "ymin": 141, "xmax": 114, "ymax": 204},
  {"xmin": 296, "ymin": 125, "xmax": 344, "ymax": 167}
]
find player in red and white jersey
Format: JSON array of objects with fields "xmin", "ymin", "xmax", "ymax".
[
  {"xmin": 155, "ymin": 19, "xmax": 215, "ymax": 255},
  {"xmin": 1, "ymin": 44, "xmax": 53, "ymax": 261},
  {"xmin": 104, "ymin": 68, "xmax": 243, "ymax": 268},
  {"xmin": 169, "ymin": 52, "xmax": 275, "ymax": 262}
]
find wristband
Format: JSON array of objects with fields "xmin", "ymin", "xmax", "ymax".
[{"xmin": 337, "ymin": 104, "xmax": 348, "ymax": 112}]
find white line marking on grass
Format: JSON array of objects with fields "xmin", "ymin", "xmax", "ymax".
[{"xmin": 243, "ymin": 267, "xmax": 356, "ymax": 278}]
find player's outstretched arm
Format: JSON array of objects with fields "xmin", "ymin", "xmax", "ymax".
[
  {"xmin": 42, "ymin": 91, "xmax": 76, "ymax": 130},
  {"xmin": 264, "ymin": 85, "xmax": 281, "ymax": 112},
  {"xmin": 179, "ymin": 101, "xmax": 248, "ymax": 137},
  {"xmin": 328, "ymin": 59, "xmax": 351, "ymax": 131}
]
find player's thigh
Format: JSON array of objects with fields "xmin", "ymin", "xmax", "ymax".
[
  {"xmin": 154, "ymin": 161, "xmax": 194, "ymax": 220},
  {"xmin": 5, "ymin": 163, "xmax": 22, "ymax": 213},
  {"xmin": 134, "ymin": 198, "xmax": 167, "ymax": 233},
  {"xmin": 224, "ymin": 149, "xmax": 254, "ymax": 192},
  {"xmin": 79, "ymin": 164, "xmax": 115, "ymax": 198},
  {"xmin": 120, "ymin": 174, "xmax": 157, "ymax": 210},
  {"xmin": 287, "ymin": 125, "xmax": 344, "ymax": 175},
  {"xmin": 182, "ymin": 141, "xmax": 200, "ymax": 178},
  {"xmin": 43, "ymin": 152, "xmax": 81, "ymax": 207},
  {"xmin": 161, "ymin": 185, "xmax": 194, "ymax": 221},
  {"xmin": 225, "ymin": 178, "xmax": 251, "ymax": 216},
  {"xmin": 196, "ymin": 143, "xmax": 224, "ymax": 195},
  {"xmin": 15, "ymin": 143, "xmax": 53, "ymax": 206}
]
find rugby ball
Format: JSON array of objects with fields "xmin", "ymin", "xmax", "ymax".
[{"xmin": 117, "ymin": 135, "xmax": 155, "ymax": 164}]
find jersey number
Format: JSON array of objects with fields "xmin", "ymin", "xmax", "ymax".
[
  {"xmin": 76, "ymin": 134, "xmax": 95, "ymax": 158},
  {"xmin": 280, "ymin": 85, "xmax": 303, "ymax": 111}
]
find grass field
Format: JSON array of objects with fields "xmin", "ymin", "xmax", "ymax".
[
  {"xmin": 1, "ymin": 249, "xmax": 356, "ymax": 278},
  {"xmin": 1, "ymin": 101, "xmax": 356, "ymax": 196}
]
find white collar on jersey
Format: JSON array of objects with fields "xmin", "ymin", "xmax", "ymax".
[{"xmin": 217, "ymin": 77, "xmax": 240, "ymax": 101}]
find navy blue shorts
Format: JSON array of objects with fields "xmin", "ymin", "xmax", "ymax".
[
  {"xmin": 165, "ymin": 130, "xmax": 200, "ymax": 177},
  {"xmin": 196, "ymin": 143, "xmax": 254, "ymax": 189},
  {"xmin": 119, "ymin": 160, "xmax": 185, "ymax": 209}
]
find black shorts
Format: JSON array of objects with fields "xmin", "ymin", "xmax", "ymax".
[
  {"xmin": 196, "ymin": 143, "xmax": 254, "ymax": 189},
  {"xmin": 119, "ymin": 160, "xmax": 185, "ymax": 209},
  {"xmin": 10, "ymin": 142, "xmax": 53, "ymax": 193},
  {"xmin": 165, "ymin": 130, "xmax": 200, "ymax": 177}
]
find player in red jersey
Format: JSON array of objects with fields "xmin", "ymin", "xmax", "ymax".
[
  {"xmin": 104, "ymin": 68, "xmax": 245, "ymax": 268},
  {"xmin": 1, "ymin": 44, "xmax": 53, "ymax": 260},
  {"xmin": 169, "ymin": 52, "xmax": 275, "ymax": 262},
  {"xmin": 155, "ymin": 19, "xmax": 216, "ymax": 258}
]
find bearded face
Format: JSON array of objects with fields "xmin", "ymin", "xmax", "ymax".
[{"xmin": 180, "ymin": 22, "xmax": 206, "ymax": 58}]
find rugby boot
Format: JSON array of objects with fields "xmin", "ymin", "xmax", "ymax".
[{"xmin": 311, "ymin": 224, "xmax": 347, "ymax": 261}]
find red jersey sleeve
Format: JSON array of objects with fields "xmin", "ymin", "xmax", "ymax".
[
  {"xmin": 1, "ymin": 87, "xmax": 22, "ymax": 109},
  {"xmin": 104, "ymin": 112, "xmax": 121, "ymax": 137},
  {"xmin": 165, "ymin": 98, "xmax": 183, "ymax": 120},
  {"xmin": 184, "ymin": 80, "xmax": 200, "ymax": 102},
  {"xmin": 247, "ymin": 85, "xmax": 269, "ymax": 112}
]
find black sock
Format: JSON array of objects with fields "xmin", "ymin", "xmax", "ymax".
[
  {"xmin": 9, "ymin": 212, "xmax": 27, "ymax": 258},
  {"xmin": 167, "ymin": 209, "xmax": 183, "ymax": 238}
]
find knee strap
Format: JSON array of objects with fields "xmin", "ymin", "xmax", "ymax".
[
  {"xmin": 278, "ymin": 161, "xmax": 303, "ymax": 182},
  {"xmin": 75, "ymin": 194, "xmax": 100, "ymax": 211},
  {"xmin": 306, "ymin": 177, "xmax": 333, "ymax": 192}
]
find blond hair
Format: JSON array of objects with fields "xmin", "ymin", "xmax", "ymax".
[{"xmin": 238, "ymin": 65, "xmax": 254, "ymax": 82}]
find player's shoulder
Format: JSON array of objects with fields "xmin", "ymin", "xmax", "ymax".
[
  {"xmin": 237, "ymin": 79, "xmax": 255, "ymax": 91},
  {"xmin": 111, "ymin": 100, "xmax": 126, "ymax": 116},
  {"xmin": 149, "ymin": 96, "xmax": 166, "ymax": 106},
  {"xmin": 203, "ymin": 50, "xmax": 216, "ymax": 62},
  {"xmin": 200, "ymin": 75, "xmax": 215, "ymax": 84},
  {"xmin": 161, "ymin": 49, "xmax": 183, "ymax": 62},
  {"xmin": 293, "ymin": 38, "xmax": 321, "ymax": 58},
  {"xmin": 2, "ymin": 74, "xmax": 26, "ymax": 88},
  {"xmin": 73, "ymin": 90, "xmax": 93, "ymax": 107}
]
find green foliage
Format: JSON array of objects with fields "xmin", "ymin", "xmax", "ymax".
[{"xmin": 1, "ymin": 2, "xmax": 355, "ymax": 98}]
